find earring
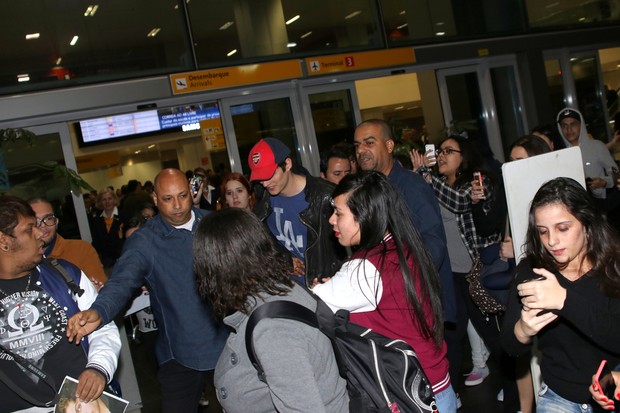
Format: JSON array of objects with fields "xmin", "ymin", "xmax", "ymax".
[{"xmin": 1, "ymin": 245, "xmax": 8, "ymax": 252}]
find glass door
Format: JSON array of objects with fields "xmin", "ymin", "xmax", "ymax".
[
  {"xmin": 0, "ymin": 122, "xmax": 93, "ymax": 241},
  {"xmin": 437, "ymin": 61, "xmax": 525, "ymax": 162},
  {"xmin": 299, "ymin": 82, "xmax": 361, "ymax": 158},
  {"xmin": 219, "ymin": 88, "xmax": 310, "ymax": 175}
]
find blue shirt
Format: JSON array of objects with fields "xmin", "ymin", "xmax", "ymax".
[{"xmin": 267, "ymin": 191, "xmax": 308, "ymax": 261}]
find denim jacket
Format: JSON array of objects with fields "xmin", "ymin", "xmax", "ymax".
[{"xmin": 91, "ymin": 208, "xmax": 227, "ymax": 370}]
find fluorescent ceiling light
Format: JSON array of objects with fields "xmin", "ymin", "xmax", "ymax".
[
  {"xmin": 301, "ymin": 31, "xmax": 312, "ymax": 39},
  {"xmin": 286, "ymin": 15, "xmax": 300, "ymax": 25},
  {"xmin": 399, "ymin": 10, "xmax": 406, "ymax": 15},
  {"xmin": 134, "ymin": 150, "xmax": 141, "ymax": 154},
  {"xmin": 394, "ymin": 106, "xmax": 404, "ymax": 110},
  {"xmin": 70, "ymin": 36, "xmax": 79, "ymax": 46},
  {"xmin": 397, "ymin": 23, "xmax": 408, "ymax": 29},
  {"xmin": 17, "ymin": 74, "xmax": 30, "ymax": 82},
  {"xmin": 435, "ymin": 32, "xmax": 445, "ymax": 36},
  {"xmin": 345, "ymin": 11, "xmax": 361, "ymax": 19},
  {"xmin": 56, "ymin": 57, "xmax": 62, "ymax": 65},
  {"xmin": 25, "ymin": 33, "xmax": 40, "ymax": 40},
  {"xmin": 148, "ymin": 144, "xmax": 156, "ymax": 149},
  {"xmin": 219, "ymin": 21, "xmax": 234, "ymax": 30},
  {"xmin": 436, "ymin": 21, "xmax": 445, "ymax": 26},
  {"xmin": 227, "ymin": 49, "xmax": 237, "ymax": 57},
  {"xmin": 147, "ymin": 28, "xmax": 161, "ymax": 37},
  {"xmin": 84, "ymin": 5, "xmax": 99, "ymax": 17},
  {"xmin": 287, "ymin": 42, "xmax": 297, "ymax": 48},
  {"xmin": 578, "ymin": 17, "xmax": 586, "ymax": 22}
]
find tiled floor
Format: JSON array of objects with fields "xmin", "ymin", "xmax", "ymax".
[{"xmin": 126, "ymin": 328, "xmax": 507, "ymax": 413}]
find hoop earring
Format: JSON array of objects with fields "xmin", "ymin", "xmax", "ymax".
[{"xmin": 1, "ymin": 245, "xmax": 9, "ymax": 252}]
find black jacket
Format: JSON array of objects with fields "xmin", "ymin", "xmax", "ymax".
[{"xmin": 253, "ymin": 173, "xmax": 346, "ymax": 285}]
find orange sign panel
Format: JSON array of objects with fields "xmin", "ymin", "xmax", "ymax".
[
  {"xmin": 201, "ymin": 118, "xmax": 226, "ymax": 151},
  {"xmin": 306, "ymin": 48, "xmax": 415, "ymax": 76},
  {"xmin": 170, "ymin": 60, "xmax": 303, "ymax": 95}
]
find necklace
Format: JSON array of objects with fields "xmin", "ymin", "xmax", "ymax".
[{"xmin": 0, "ymin": 272, "xmax": 33, "ymax": 296}]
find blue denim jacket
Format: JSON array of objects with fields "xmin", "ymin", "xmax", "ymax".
[{"xmin": 91, "ymin": 208, "xmax": 227, "ymax": 370}]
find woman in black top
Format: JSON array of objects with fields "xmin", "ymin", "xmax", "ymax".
[{"xmin": 501, "ymin": 177, "xmax": 620, "ymax": 412}]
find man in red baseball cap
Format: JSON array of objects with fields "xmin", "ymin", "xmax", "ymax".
[{"xmin": 248, "ymin": 138, "xmax": 345, "ymax": 286}]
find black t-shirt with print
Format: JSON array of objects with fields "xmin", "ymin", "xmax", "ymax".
[{"xmin": 0, "ymin": 273, "xmax": 87, "ymax": 413}]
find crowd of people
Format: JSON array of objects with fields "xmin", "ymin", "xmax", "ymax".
[{"xmin": 0, "ymin": 106, "xmax": 619, "ymax": 413}]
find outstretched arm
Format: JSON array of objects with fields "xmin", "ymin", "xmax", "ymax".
[{"xmin": 66, "ymin": 309, "xmax": 102, "ymax": 343}]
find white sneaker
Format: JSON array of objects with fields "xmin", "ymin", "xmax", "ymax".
[{"xmin": 464, "ymin": 366, "xmax": 490, "ymax": 386}]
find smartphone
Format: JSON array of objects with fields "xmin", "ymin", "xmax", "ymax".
[
  {"xmin": 520, "ymin": 275, "xmax": 546, "ymax": 284},
  {"xmin": 425, "ymin": 144, "xmax": 436, "ymax": 166},
  {"xmin": 594, "ymin": 359, "xmax": 616, "ymax": 400},
  {"xmin": 189, "ymin": 175, "xmax": 202, "ymax": 194},
  {"xmin": 473, "ymin": 171, "xmax": 483, "ymax": 187}
]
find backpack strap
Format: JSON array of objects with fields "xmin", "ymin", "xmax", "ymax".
[
  {"xmin": 41, "ymin": 257, "xmax": 84, "ymax": 297},
  {"xmin": 245, "ymin": 301, "xmax": 320, "ymax": 381}
]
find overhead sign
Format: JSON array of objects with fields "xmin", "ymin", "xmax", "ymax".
[
  {"xmin": 170, "ymin": 60, "xmax": 303, "ymax": 95},
  {"xmin": 306, "ymin": 48, "xmax": 415, "ymax": 75}
]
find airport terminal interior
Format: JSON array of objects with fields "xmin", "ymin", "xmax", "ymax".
[{"xmin": 1, "ymin": 0, "xmax": 620, "ymax": 412}]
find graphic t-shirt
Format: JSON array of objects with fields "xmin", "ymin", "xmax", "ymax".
[
  {"xmin": 267, "ymin": 191, "xmax": 308, "ymax": 261},
  {"xmin": 0, "ymin": 273, "xmax": 87, "ymax": 412}
]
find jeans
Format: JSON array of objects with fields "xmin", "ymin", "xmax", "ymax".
[
  {"xmin": 435, "ymin": 384, "xmax": 458, "ymax": 413},
  {"xmin": 158, "ymin": 359, "xmax": 211, "ymax": 413},
  {"xmin": 537, "ymin": 382, "xmax": 593, "ymax": 413}
]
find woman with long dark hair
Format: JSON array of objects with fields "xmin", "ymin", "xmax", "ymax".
[
  {"xmin": 193, "ymin": 208, "xmax": 348, "ymax": 413},
  {"xmin": 219, "ymin": 172, "xmax": 255, "ymax": 210},
  {"xmin": 312, "ymin": 171, "xmax": 455, "ymax": 412},
  {"xmin": 411, "ymin": 135, "xmax": 511, "ymax": 408},
  {"xmin": 501, "ymin": 177, "xmax": 620, "ymax": 412}
]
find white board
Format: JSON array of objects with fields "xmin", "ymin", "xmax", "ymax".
[{"xmin": 502, "ymin": 146, "xmax": 585, "ymax": 262}]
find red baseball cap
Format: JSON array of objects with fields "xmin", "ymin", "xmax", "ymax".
[{"xmin": 248, "ymin": 138, "xmax": 291, "ymax": 181}]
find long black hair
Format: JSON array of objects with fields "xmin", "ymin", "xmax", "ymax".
[
  {"xmin": 525, "ymin": 177, "xmax": 620, "ymax": 297},
  {"xmin": 333, "ymin": 171, "xmax": 444, "ymax": 346},
  {"xmin": 509, "ymin": 134, "xmax": 551, "ymax": 158},
  {"xmin": 193, "ymin": 208, "xmax": 293, "ymax": 318}
]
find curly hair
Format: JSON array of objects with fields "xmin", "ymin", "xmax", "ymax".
[
  {"xmin": 333, "ymin": 171, "xmax": 444, "ymax": 346},
  {"xmin": 0, "ymin": 195, "xmax": 35, "ymax": 237},
  {"xmin": 193, "ymin": 208, "xmax": 293, "ymax": 318},
  {"xmin": 525, "ymin": 177, "xmax": 620, "ymax": 297}
]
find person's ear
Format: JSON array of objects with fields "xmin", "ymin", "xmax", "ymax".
[
  {"xmin": 152, "ymin": 193, "xmax": 158, "ymax": 207},
  {"xmin": 320, "ymin": 172, "xmax": 326, "ymax": 179},
  {"xmin": 386, "ymin": 139, "xmax": 395, "ymax": 154},
  {"xmin": 0, "ymin": 232, "xmax": 11, "ymax": 252},
  {"xmin": 284, "ymin": 158, "xmax": 293, "ymax": 172}
]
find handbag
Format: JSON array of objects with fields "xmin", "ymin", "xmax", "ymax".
[{"xmin": 465, "ymin": 218, "xmax": 515, "ymax": 314}]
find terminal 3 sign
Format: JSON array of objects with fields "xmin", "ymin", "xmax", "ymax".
[{"xmin": 169, "ymin": 48, "xmax": 416, "ymax": 95}]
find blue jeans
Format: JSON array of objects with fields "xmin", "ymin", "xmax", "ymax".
[
  {"xmin": 537, "ymin": 382, "xmax": 593, "ymax": 413},
  {"xmin": 434, "ymin": 384, "xmax": 458, "ymax": 413}
]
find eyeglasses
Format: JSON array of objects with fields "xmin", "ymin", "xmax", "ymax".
[
  {"xmin": 36, "ymin": 214, "xmax": 58, "ymax": 228},
  {"xmin": 436, "ymin": 147, "xmax": 462, "ymax": 156}
]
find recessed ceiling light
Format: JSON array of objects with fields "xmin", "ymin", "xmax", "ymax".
[
  {"xmin": 147, "ymin": 28, "xmax": 161, "ymax": 37},
  {"xmin": 301, "ymin": 31, "xmax": 312, "ymax": 39},
  {"xmin": 25, "ymin": 33, "xmax": 40, "ymax": 40},
  {"xmin": 219, "ymin": 21, "xmax": 234, "ymax": 30},
  {"xmin": 17, "ymin": 74, "xmax": 30, "ymax": 82},
  {"xmin": 399, "ymin": 10, "xmax": 406, "ymax": 15},
  {"xmin": 134, "ymin": 150, "xmax": 141, "ymax": 154},
  {"xmin": 286, "ymin": 15, "xmax": 300, "ymax": 25},
  {"xmin": 70, "ymin": 36, "xmax": 79, "ymax": 46},
  {"xmin": 227, "ymin": 49, "xmax": 237, "ymax": 57},
  {"xmin": 345, "ymin": 11, "xmax": 361, "ymax": 19},
  {"xmin": 148, "ymin": 144, "xmax": 156, "ymax": 149},
  {"xmin": 56, "ymin": 57, "xmax": 62, "ymax": 65},
  {"xmin": 287, "ymin": 42, "xmax": 297, "ymax": 48},
  {"xmin": 397, "ymin": 23, "xmax": 408, "ymax": 29},
  {"xmin": 84, "ymin": 5, "xmax": 99, "ymax": 17},
  {"xmin": 435, "ymin": 32, "xmax": 445, "ymax": 36}
]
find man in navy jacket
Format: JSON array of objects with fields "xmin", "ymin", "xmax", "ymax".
[{"xmin": 66, "ymin": 169, "xmax": 227, "ymax": 413}]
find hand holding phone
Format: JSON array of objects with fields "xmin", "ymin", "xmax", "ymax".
[
  {"xmin": 425, "ymin": 144, "xmax": 436, "ymax": 166},
  {"xmin": 594, "ymin": 360, "xmax": 617, "ymax": 401}
]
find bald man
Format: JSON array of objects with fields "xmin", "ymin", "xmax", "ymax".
[{"xmin": 67, "ymin": 169, "xmax": 227, "ymax": 413}]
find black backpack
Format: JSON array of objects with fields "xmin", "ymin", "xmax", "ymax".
[{"xmin": 245, "ymin": 296, "xmax": 437, "ymax": 413}]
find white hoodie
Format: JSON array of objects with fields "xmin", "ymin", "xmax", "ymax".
[{"xmin": 556, "ymin": 108, "xmax": 616, "ymax": 198}]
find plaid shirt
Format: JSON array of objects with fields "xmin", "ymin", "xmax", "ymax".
[{"xmin": 429, "ymin": 174, "xmax": 501, "ymax": 260}]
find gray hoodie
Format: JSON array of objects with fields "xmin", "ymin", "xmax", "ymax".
[{"xmin": 556, "ymin": 108, "xmax": 616, "ymax": 198}]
